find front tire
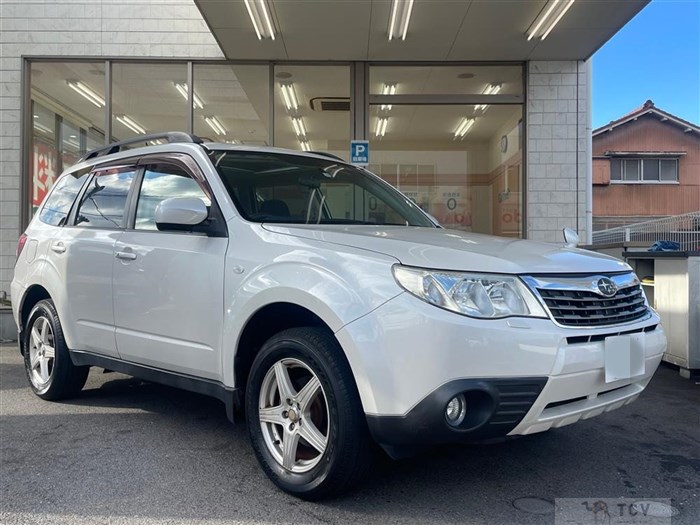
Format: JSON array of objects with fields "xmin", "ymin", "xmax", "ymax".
[
  {"xmin": 23, "ymin": 299, "xmax": 89, "ymax": 400},
  {"xmin": 246, "ymin": 327, "xmax": 372, "ymax": 500}
]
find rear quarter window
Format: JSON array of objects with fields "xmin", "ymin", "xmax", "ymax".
[
  {"xmin": 74, "ymin": 167, "xmax": 137, "ymax": 229},
  {"xmin": 38, "ymin": 168, "xmax": 91, "ymax": 226}
]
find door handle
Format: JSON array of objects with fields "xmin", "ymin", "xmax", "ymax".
[
  {"xmin": 50, "ymin": 242, "xmax": 66, "ymax": 254},
  {"xmin": 115, "ymin": 251, "xmax": 137, "ymax": 261}
]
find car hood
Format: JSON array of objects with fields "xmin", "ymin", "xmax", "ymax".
[{"xmin": 261, "ymin": 224, "xmax": 631, "ymax": 274}]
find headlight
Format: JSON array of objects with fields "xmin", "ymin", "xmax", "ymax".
[{"xmin": 392, "ymin": 265, "xmax": 547, "ymax": 319}]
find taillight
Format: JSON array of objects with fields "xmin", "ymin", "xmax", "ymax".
[{"xmin": 16, "ymin": 233, "xmax": 28, "ymax": 259}]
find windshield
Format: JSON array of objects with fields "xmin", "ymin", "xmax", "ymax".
[{"xmin": 209, "ymin": 150, "xmax": 435, "ymax": 227}]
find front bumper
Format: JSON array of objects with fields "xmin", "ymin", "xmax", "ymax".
[
  {"xmin": 336, "ymin": 292, "xmax": 666, "ymax": 446},
  {"xmin": 366, "ymin": 377, "xmax": 548, "ymax": 446}
]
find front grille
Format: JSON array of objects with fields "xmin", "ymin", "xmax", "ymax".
[
  {"xmin": 566, "ymin": 324, "xmax": 657, "ymax": 345},
  {"xmin": 538, "ymin": 284, "xmax": 648, "ymax": 327}
]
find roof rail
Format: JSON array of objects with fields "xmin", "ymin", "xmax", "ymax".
[
  {"xmin": 308, "ymin": 151, "xmax": 346, "ymax": 162},
  {"xmin": 78, "ymin": 132, "xmax": 204, "ymax": 163}
]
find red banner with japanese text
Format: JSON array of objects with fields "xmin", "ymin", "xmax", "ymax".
[{"xmin": 32, "ymin": 141, "xmax": 58, "ymax": 210}]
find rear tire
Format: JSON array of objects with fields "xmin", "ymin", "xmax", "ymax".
[
  {"xmin": 246, "ymin": 327, "xmax": 372, "ymax": 500},
  {"xmin": 23, "ymin": 299, "xmax": 89, "ymax": 400}
]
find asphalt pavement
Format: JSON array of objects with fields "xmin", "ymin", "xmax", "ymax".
[{"xmin": 1, "ymin": 342, "xmax": 698, "ymax": 525}]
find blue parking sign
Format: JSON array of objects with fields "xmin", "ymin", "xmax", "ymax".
[{"xmin": 350, "ymin": 140, "xmax": 369, "ymax": 166}]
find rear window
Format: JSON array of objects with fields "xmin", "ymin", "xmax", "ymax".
[
  {"xmin": 39, "ymin": 168, "xmax": 91, "ymax": 226},
  {"xmin": 74, "ymin": 167, "xmax": 137, "ymax": 229}
]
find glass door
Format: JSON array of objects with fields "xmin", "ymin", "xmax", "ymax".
[{"xmin": 368, "ymin": 65, "xmax": 524, "ymax": 237}]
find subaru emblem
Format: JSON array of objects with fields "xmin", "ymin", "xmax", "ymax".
[{"xmin": 596, "ymin": 277, "xmax": 617, "ymax": 297}]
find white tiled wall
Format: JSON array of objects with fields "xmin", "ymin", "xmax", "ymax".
[
  {"xmin": 0, "ymin": 0, "xmax": 224, "ymax": 298},
  {"xmin": 527, "ymin": 60, "xmax": 590, "ymax": 244}
]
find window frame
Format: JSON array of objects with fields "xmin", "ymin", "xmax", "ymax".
[{"xmin": 609, "ymin": 157, "xmax": 679, "ymax": 184}]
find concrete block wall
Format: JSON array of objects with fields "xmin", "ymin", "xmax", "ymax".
[
  {"xmin": 527, "ymin": 60, "xmax": 590, "ymax": 244},
  {"xmin": 0, "ymin": 0, "xmax": 224, "ymax": 299}
]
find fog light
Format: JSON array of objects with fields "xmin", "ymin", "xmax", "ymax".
[{"xmin": 445, "ymin": 394, "xmax": 467, "ymax": 427}]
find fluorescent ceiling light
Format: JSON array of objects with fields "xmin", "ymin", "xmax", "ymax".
[
  {"xmin": 280, "ymin": 83, "xmax": 299, "ymax": 112},
  {"xmin": 66, "ymin": 80, "xmax": 105, "ymax": 108},
  {"xmin": 174, "ymin": 82, "xmax": 204, "ymax": 109},
  {"xmin": 388, "ymin": 0, "xmax": 414, "ymax": 40},
  {"xmin": 380, "ymin": 83, "xmax": 397, "ymax": 111},
  {"xmin": 527, "ymin": 0, "xmax": 575, "ymax": 41},
  {"xmin": 33, "ymin": 122, "xmax": 53, "ymax": 135},
  {"xmin": 244, "ymin": 0, "xmax": 275, "ymax": 40},
  {"xmin": 299, "ymin": 140, "xmax": 311, "ymax": 152},
  {"xmin": 116, "ymin": 115, "xmax": 146, "ymax": 135},
  {"xmin": 475, "ymin": 83, "xmax": 502, "ymax": 112},
  {"xmin": 204, "ymin": 116, "xmax": 227, "ymax": 136},
  {"xmin": 454, "ymin": 118, "xmax": 475, "ymax": 140},
  {"xmin": 484, "ymin": 83, "xmax": 502, "ymax": 96},
  {"xmin": 63, "ymin": 138, "xmax": 80, "ymax": 150},
  {"xmin": 375, "ymin": 117, "xmax": 389, "ymax": 138},
  {"xmin": 291, "ymin": 116, "xmax": 307, "ymax": 139}
]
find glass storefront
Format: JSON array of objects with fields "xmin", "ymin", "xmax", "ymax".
[
  {"xmin": 112, "ymin": 63, "xmax": 188, "ymax": 141},
  {"xmin": 193, "ymin": 64, "xmax": 269, "ymax": 146},
  {"xmin": 368, "ymin": 103, "xmax": 522, "ymax": 237},
  {"xmin": 368, "ymin": 65, "xmax": 523, "ymax": 236},
  {"xmin": 29, "ymin": 61, "xmax": 105, "ymax": 212},
  {"xmin": 26, "ymin": 60, "xmax": 524, "ymax": 236},
  {"xmin": 273, "ymin": 65, "xmax": 350, "ymax": 159}
]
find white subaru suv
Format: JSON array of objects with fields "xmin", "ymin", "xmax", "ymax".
[{"xmin": 12, "ymin": 133, "xmax": 666, "ymax": 499}]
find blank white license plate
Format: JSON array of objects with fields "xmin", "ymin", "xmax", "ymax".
[{"xmin": 604, "ymin": 334, "xmax": 645, "ymax": 383}]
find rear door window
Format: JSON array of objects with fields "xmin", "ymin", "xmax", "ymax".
[
  {"xmin": 38, "ymin": 168, "xmax": 91, "ymax": 226},
  {"xmin": 74, "ymin": 167, "xmax": 137, "ymax": 229}
]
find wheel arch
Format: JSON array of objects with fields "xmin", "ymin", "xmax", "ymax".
[
  {"xmin": 233, "ymin": 302, "xmax": 332, "ymax": 397},
  {"xmin": 17, "ymin": 284, "xmax": 52, "ymax": 354}
]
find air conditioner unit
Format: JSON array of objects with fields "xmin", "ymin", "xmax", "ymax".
[{"xmin": 310, "ymin": 97, "xmax": 350, "ymax": 112}]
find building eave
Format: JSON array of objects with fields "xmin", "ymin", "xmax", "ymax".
[{"xmin": 593, "ymin": 103, "xmax": 700, "ymax": 137}]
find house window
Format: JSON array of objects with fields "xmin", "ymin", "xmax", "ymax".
[{"xmin": 610, "ymin": 158, "xmax": 678, "ymax": 183}]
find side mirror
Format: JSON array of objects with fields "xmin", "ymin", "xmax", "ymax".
[
  {"xmin": 562, "ymin": 227, "xmax": 580, "ymax": 248},
  {"xmin": 155, "ymin": 197, "xmax": 208, "ymax": 231}
]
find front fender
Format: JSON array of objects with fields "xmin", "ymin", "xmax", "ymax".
[{"xmin": 221, "ymin": 254, "xmax": 401, "ymax": 388}]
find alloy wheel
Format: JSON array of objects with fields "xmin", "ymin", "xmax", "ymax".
[
  {"xmin": 27, "ymin": 316, "xmax": 55, "ymax": 388},
  {"xmin": 258, "ymin": 358, "xmax": 329, "ymax": 473}
]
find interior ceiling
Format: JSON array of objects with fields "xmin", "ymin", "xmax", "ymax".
[{"xmin": 195, "ymin": 0, "xmax": 650, "ymax": 61}]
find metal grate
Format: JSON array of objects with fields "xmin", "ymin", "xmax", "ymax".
[
  {"xmin": 310, "ymin": 97, "xmax": 351, "ymax": 111},
  {"xmin": 487, "ymin": 382, "xmax": 545, "ymax": 428},
  {"xmin": 538, "ymin": 284, "xmax": 648, "ymax": 327}
]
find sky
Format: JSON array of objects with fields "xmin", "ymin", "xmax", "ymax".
[{"xmin": 592, "ymin": 0, "xmax": 700, "ymax": 129}]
